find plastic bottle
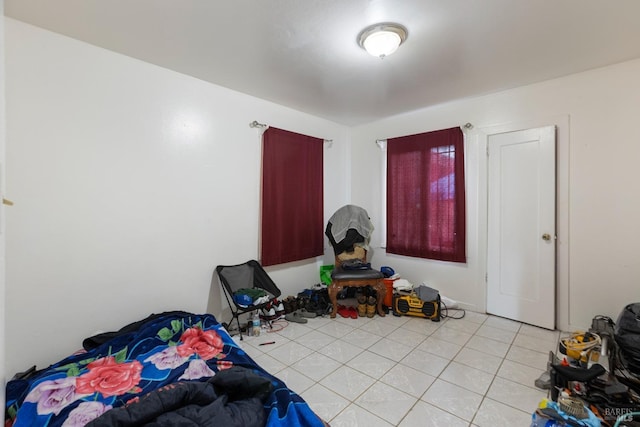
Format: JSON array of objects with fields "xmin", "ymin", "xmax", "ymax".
[{"xmin": 252, "ymin": 312, "xmax": 261, "ymax": 337}]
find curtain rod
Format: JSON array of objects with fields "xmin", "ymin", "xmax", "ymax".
[
  {"xmin": 375, "ymin": 123, "xmax": 474, "ymax": 147},
  {"xmin": 250, "ymin": 120, "xmax": 333, "ymax": 144}
]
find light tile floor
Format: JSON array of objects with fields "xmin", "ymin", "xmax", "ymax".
[{"xmin": 234, "ymin": 310, "xmax": 560, "ymax": 426}]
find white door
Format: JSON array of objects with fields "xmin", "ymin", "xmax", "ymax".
[{"xmin": 486, "ymin": 126, "xmax": 556, "ymax": 329}]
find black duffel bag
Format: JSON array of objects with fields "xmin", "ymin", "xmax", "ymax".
[{"xmin": 615, "ymin": 302, "xmax": 640, "ymax": 374}]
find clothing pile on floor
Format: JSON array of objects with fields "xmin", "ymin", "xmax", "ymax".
[{"xmin": 531, "ymin": 304, "xmax": 640, "ymax": 426}]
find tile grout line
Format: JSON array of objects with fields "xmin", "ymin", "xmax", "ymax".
[{"xmin": 256, "ymin": 313, "xmax": 553, "ymax": 425}]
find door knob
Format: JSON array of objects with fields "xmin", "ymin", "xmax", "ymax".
[{"xmin": 542, "ymin": 233, "xmax": 551, "ymax": 241}]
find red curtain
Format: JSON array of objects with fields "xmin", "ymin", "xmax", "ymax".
[
  {"xmin": 261, "ymin": 127, "xmax": 324, "ymax": 266},
  {"xmin": 387, "ymin": 127, "xmax": 466, "ymax": 263}
]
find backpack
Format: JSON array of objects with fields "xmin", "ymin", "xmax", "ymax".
[
  {"xmin": 614, "ymin": 302, "xmax": 640, "ymax": 374},
  {"xmin": 297, "ymin": 287, "xmax": 332, "ymax": 316}
]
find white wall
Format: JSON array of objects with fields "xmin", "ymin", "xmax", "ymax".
[
  {"xmin": 351, "ymin": 58, "xmax": 640, "ymax": 332},
  {"xmin": 6, "ymin": 15, "xmax": 640, "ymax": 379},
  {"xmin": 4, "ymin": 18, "xmax": 349, "ymax": 376},
  {"xmin": 1, "ymin": 0, "xmax": 7, "ymax": 411}
]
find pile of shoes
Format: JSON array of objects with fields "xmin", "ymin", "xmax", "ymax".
[
  {"xmin": 337, "ymin": 292, "xmax": 377, "ymax": 319},
  {"xmin": 279, "ymin": 294, "xmax": 322, "ymax": 324},
  {"xmin": 356, "ymin": 295, "xmax": 377, "ymax": 318}
]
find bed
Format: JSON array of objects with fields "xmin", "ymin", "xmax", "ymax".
[{"xmin": 5, "ymin": 311, "xmax": 327, "ymax": 427}]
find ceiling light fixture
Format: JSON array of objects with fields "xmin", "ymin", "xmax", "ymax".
[{"xmin": 358, "ymin": 22, "xmax": 408, "ymax": 58}]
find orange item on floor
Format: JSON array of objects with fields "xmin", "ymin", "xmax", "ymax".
[{"xmin": 382, "ymin": 279, "xmax": 395, "ymax": 307}]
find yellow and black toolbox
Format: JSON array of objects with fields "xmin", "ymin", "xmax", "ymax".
[{"xmin": 392, "ymin": 291, "xmax": 441, "ymax": 321}]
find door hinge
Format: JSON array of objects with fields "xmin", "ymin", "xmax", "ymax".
[
  {"xmin": 485, "ymin": 272, "xmax": 488, "ymax": 282},
  {"xmin": 486, "ymin": 145, "xmax": 489, "ymax": 156}
]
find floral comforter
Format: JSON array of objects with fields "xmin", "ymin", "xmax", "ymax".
[{"xmin": 5, "ymin": 312, "xmax": 325, "ymax": 427}]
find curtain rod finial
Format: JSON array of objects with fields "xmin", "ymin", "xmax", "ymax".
[{"xmin": 250, "ymin": 120, "xmax": 267, "ymax": 129}]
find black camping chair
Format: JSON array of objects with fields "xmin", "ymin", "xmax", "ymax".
[{"xmin": 216, "ymin": 260, "xmax": 282, "ymax": 340}]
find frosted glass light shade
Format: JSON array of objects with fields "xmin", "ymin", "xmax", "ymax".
[
  {"xmin": 363, "ymin": 31, "xmax": 401, "ymax": 57},
  {"xmin": 358, "ymin": 23, "xmax": 407, "ymax": 58}
]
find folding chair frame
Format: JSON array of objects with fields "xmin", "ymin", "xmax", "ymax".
[{"xmin": 216, "ymin": 260, "xmax": 282, "ymax": 340}]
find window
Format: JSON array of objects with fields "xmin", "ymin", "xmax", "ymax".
[
  {"xmin": 386, "ymin": 127, "xmax": 466, "ymax": 262},
  {"xmin": 261, "ymin": 127, "xmax": 324, "ymax": 266}
]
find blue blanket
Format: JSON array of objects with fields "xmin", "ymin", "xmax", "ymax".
[{"xmin": 6, "ymin": 312, "xmax": 325, "ymax": 427}]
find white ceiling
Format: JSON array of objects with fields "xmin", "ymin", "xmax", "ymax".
[{"xmin": 6, "ymin": 0, "xmax": 640, "ymax": 126}]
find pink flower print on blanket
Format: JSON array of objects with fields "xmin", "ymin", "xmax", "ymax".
[
  {"xmin": 61, "ymin": 401, "xmax": 112, "ymax": 427},
  {"xmin": 75, "ymin": 356, "xmax": 142, "ymax": 398},
  {"xmin": 176, "ymin": 327, "xmax": 224, "ymax": 360},
  {"xmin": 24, "ymin": 376, "xmax": 88, "ymax": 416},
  {"xmin": 143, "ymin": 346, "xmax": 189, "ymax": 370},
  {"xmin": 178, "ymin": 359, "xmax": 215, "ymax": 380}
]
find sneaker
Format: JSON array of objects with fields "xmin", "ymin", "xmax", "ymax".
[
  {"xmin": 297, "ymin": 308, "xmax": 317, "ymax": 318},
  {"xmin": 273, "ymin": 299, "xmax": 285, "ymax": 315},
  {"xmin": 285, "ymin": 311, "xmax": 308, "ymax": 324},
  {"xmin": 261, "ymin": 306, "xmax": 277, "ymax": 320}
]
